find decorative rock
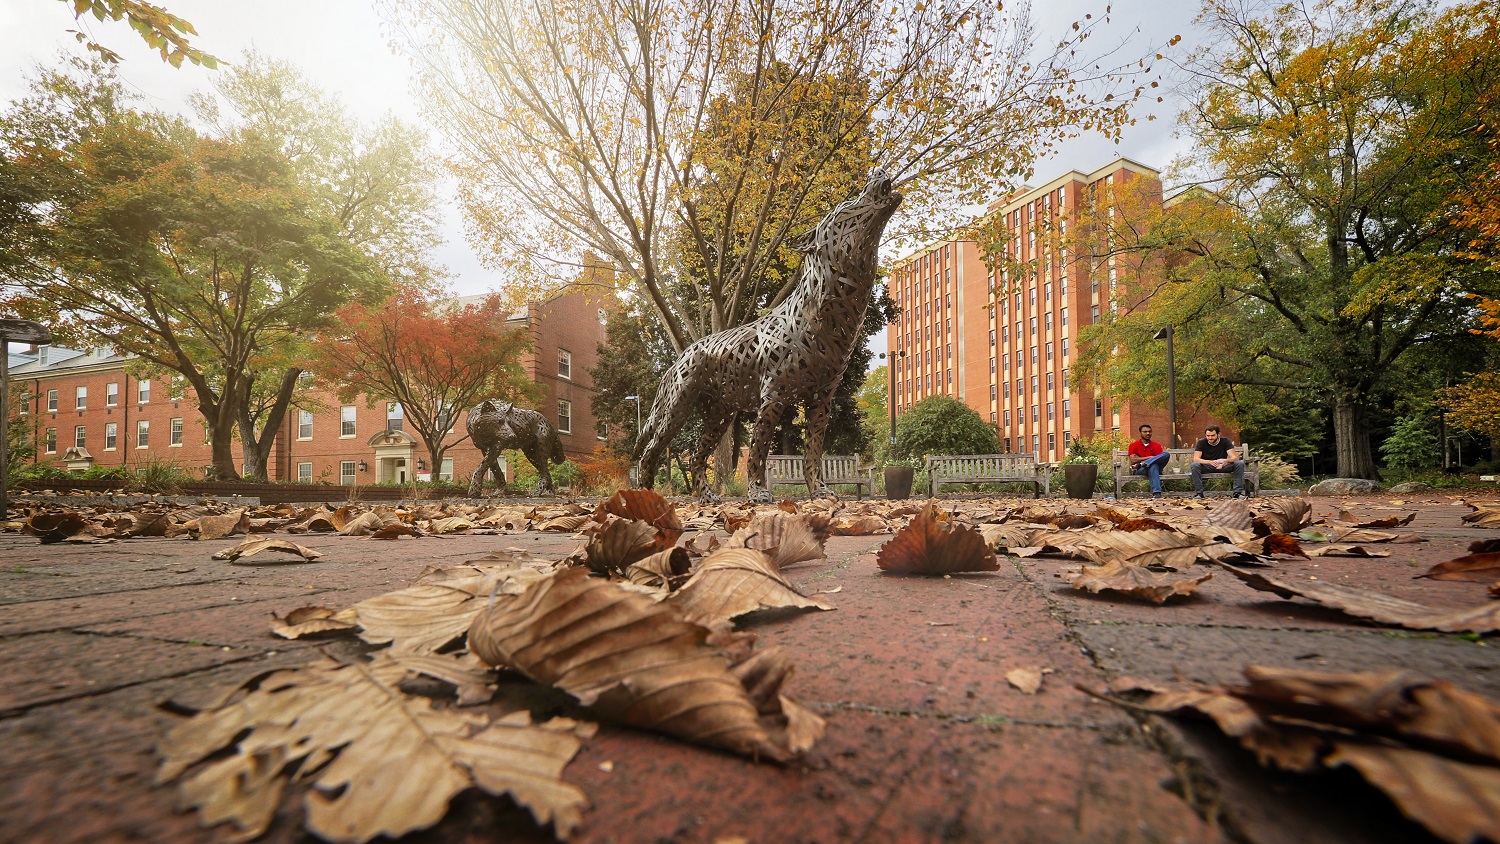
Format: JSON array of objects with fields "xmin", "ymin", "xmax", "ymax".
[
  {"xmin": 1309, "ymin": 478, "xmax": 1381, "ymax": 496},
  {"xmin": 1388, "ymin": 482, "xmax": 1432, "ymax": 494}
]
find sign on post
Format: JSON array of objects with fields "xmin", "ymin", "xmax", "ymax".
[{"xmin": 0, "ymin": 320, "xmax": 54, "ymax": 519}]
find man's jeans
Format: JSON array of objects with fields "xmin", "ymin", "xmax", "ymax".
[
  {"xmin": 1131, "ymin": 452, "xmax": 1171, "ymax": 493},
  {"xmin": 1191, "ymin": 460, "xmax": 1246, "ymax": 494}
]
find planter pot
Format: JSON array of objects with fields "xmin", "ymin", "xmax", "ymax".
[
  {"xmin": 1063, "ymin": 464, "xmax": 1098, "ymax": 499},
  {"xmin": 884, "ymin": 466, "xmax": 915, "ymax": 500}
]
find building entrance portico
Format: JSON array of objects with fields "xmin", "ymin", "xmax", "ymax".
[{"xmin": 367, "ymin": 430, "xmax": 419, "ymax": 484}]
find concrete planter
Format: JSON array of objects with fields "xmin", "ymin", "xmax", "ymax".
[
  {"xmin": 884, "ymin": 466, "xmax": 915, "ymax": 500},
  {"xmin": 1063, "ymin": 464, "xmax": 1098, "ymax": 499}
]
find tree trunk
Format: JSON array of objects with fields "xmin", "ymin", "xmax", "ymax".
[
  {"xmin": 208, "ymin": 415, "xmax": 240, "ymax": 480},
  {"xmin": 1332, "ymin": 395, "xmax": 1380, "ymax": 480},
  {"xmin": 712, "ymin": 425, "xmax": 736, "ymax": 494}
]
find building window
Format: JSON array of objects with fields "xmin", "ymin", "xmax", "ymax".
[
  {"xmin": 991, "ymin": 411, "xmax": 997, "ymax": 423},
  {"xmin": 340, "ymin": 460, "xmax": 357, "ymax": 485},
  {"xmin": 558, "ymin": 399, "xmax": 572, "ymax": 434},
  {"xmin": 104, "ymin": 422, "xmax": 117, "ymax": 450},
  {"xmin": 387, "ymin": 402, "xmax": 404, "ymax": 432},
  {"xmin": 439, "ymin": 458, "xmax": 454, "ymax": 482},
  {"xmin": 138, "ymin": 380, "xmax": 151, "ymax": 403},
  {"xmin": 1030, "ymin": 347, "xmax": 1038, "ymax": 364},
  {"xmin": 1047, "ymin": 373, "xmax": 1055, "ymax": 390},
  {"xmin": 1095, "ymin": 400, "xmax": 1104, "ymax": 418},
  {"xmin": 1048, "ymin": 402, "xmax": 1055, "ymax": 421},
  {"xmin": 45, "ymin": 428, "xmax": 56, "ymax": 453},
  {"xmin": 1031, "ymin": 406, "xmax": 1039, "ymax": 422},
  {"xmin": 341, "ymin": 406, "xmax": 356, "ymax": 437},
  {"xmin": 1064, "ymin": 399, "xmax": 1071, "ymax": 417},
  {"xmin": 1045, "ymin": 313, "xmax": 1053, "ymax": 331},
  {"xmin": 297, "ymin": 462, "xmax": 313, "ymax": 482},
  {"xmin": 299, "ymin": 410, "xmax": 313, "ymax": 439},
  {"xmin": 1091, "ymin": 305, "xmax": 1100, "ymax": 322},
  {"xmin": 558, "ymin": 349, "xmax": 572, "ymax": 380},
  {"xmin": 1046, "ymin": 342, "xmax": 1053, "ymax": 361},
  {"xmin": 1061, "ymin": 307, "xmax": 1068, "ymax": 326},
  {"xmin": 1031, "ymin": 375, "xmax": 1039, "ymax": 394},
  {"xmin": 1030, "ymin": 317, "xmax": 1037, "ymax": 335},
  {"xmin": 1048, "ymin": 432, "xmax": 1056, "ymax": 452},
  {"xmin": 1062, "ymin": 338, "xmax": 1070, "ymax": 358},
  {"xmin": 75, "ymin": 386, "xmax": 87, "ymax": 409},
  {"xmin": 1003, "ymin": 381, "xmax": 1010, "ymax": 398},
  {"xmin": 990, "ymin": 357, "xmax": 996, "ymax": 374},
  {"xmin": 990, "ymin": 385, "xmax": 997, "ymax": 400},
  {"xmin": 1064, "ymin": 431, "xmax": 1072, "ymax": 447},
  {"xmin": 106, "ymin": 383, "xmax": 118, "ymax": 407},
  {"xmin": 137, "ymin": 420, "xmax": 149, "ymax": 448},
  {"xmin": 47, "ymin": 390, "xmax": 57, "ymax": 412},
  {"xmin": 1003, "ymin": 410, "xmax": 1011, "ymax": 426},
  {"xmin": 170, "ymin": 417, "xmax": 183, "ymax": 446},
  {"xmin": 1032, "ymin": 434, "xmax": 1040, "ymax": 452},
  {"xmin": 74, "ymin": 425, "xmax": 86, "ymax": 448},
  {"xmin": 38, "ymin": 345, "xmax": 49, "ymax": 365},
  {"xmin": 988, "ymin": 330, "xmax": 996, "ymax": 346},
  {"xmin": 1016, "ymin": 378, "xmax": 1023, "ymax": 396}
]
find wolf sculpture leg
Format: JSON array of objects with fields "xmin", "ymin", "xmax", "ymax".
[
  {"xmin": 801, "ymin": 391, "xmax": 839, "ymax": 500},
  {"xmin": 744, "ymin": 398, "xmax": 790, "ymax": 504}
]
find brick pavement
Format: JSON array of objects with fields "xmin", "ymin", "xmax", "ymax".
[{"xmin": 1, "ymin": 493, "xmax": 1496, "ymax": 843}]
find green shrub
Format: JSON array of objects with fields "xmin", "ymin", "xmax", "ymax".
[
  {"xmin": 1381, "ymin": 408, "xmax": 1440, "ymax": 472},
  {"xmin": 1256, "ymin": 454, "xmax": 1303, "ymax": 489},
  {"xmin": 81, "ymin": 465, "xmax": 133, "ymax": 481},
  {"xmin": 134, "ymin": 458, "xmax": 190, "ymax": 493},
  {"xmin": 894, "ymin": 396, "xmax": 998, "ymax": 459}
]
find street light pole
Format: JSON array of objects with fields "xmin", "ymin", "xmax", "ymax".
[
  {"xmin": 1153, "ymin": 326, "xmax": 1177, "ymax": 448},
  {"xmin": 624, "ymin": 395, "xmax": 642, "ymax": 486},
  {"xmin": 878, "ymin": 350, "xmax": 905, "ymax": 451}
]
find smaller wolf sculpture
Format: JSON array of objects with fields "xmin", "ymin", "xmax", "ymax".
[{"xmin": 466, "ymin": 400, "xmax": 566, "ymax": 497}]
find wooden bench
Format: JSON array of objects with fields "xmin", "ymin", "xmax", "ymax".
[
  {"xmin": 926, "ymin": 453, "xmax": 1051, "ymax": 497},
  {"xmin": 765, "ymin": 454, "xmax": 877, "ymax": 499},
  {"xmin": 1111, "ymin": 444, "xmax": 1261, "ymax": 497}
]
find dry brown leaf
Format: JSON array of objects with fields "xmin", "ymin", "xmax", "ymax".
[
  {"xmin": 624, "ymin": 547, "xmax": 693, "ymax": 591},
  {"xmin": 1219, "ymin": 564, "xmax": 1500, "ymax": 633},
  {"xmin": 157, "ymin": 652, "xmax": 588, "ymax": 842},
  {"xmin": 1205, "ymin": 499, "xmax": 1253, "ymax": 532},
  {"xmin": 583, "ymin": 516, "xmax": 659, "ymax": 575},
  {"xmin": 593, "ymin": 489, "xmax": 683, "ymax": 549},
  {"xmin": 1337, "ymin": 510, "xmax": 1417, "ymax": 529},
  {"xmin": 371, "ymin": 523, "xmax": 423, "ymax": 540},
  {"xmin": 1332, "ymin": 527, "xmax": 1402, "ymax": 544},
  {"xmin": 1327, "ymin": 743, "xmax": 1500, "ymax": 844},
  {"xmin": 1234, "ymin": 532, "xmax": 1309, "ymax": 558},
  {"xmin": 339, "ymin": 511, "xmax": 389, "ymax": 536},
  {"xmin": 195, "ymin": 509, "xmax": 250, "ymax": 540},
  {"xmin": 682, "ymin": 531, "xmax": 722, "ymax": 556},
  {"xmin": 467, "ymin": 567, "xmax": 821, "ymax": 761},
  {"xmin": 1421, "ymin": 552, "xmax": 1500, "ymax": 583},
  {"xmin": 1005, "ymin": 666, "xmax": 1050, "ymax": 695},
  {"xmin": 669, "ymin": 547, "xmax": 834, "ymax": 626},
  {"xmin": 1067, "ymin": 559, "xmax": 1213, "ymax": 604},
  {"xmin": 537, "ymin": 514, "xmax": 590, "ymax": 532},
  {"xmin": 212, "ymin": 537, "xmax": 323, "ymax": 564},
  {"xmin": 830, "ymin": 514, "xmax": 890, "ymax": 535},
  {"xmin": 726, "ymin": 512, "xmax": 826, "ymax": 569},
  {"xmin": 353, "ymin": 563, "xmax": 553, "ymax": 654},
  {"xmin": 875, "ymin": 504, "xmax": 998, "ymax": 574},
  {"xmin": 979, "ymin": 523, "xmax": 1035, "ymax": 550},
  {"xmin": 424, "ymin": 516, "xmax": 475, "ymax": 535},
  {"xmin": 1305, "ymin": 544, "xmax": 1391, "ymax": 558},
  {"xmin": 270, "ymin": 606, "xmax": 358, "ymax": 639},
  {"xmin": 22, "ymin": 511, "xmax": 91, "ymax": 543},
  {"xmin": 1254, "ymin": 498, "xmax": 1313, "ymax": 534},
  {"xmin": 1078, "ymin": 528, "xmax": 1209, "ymax": 569}
]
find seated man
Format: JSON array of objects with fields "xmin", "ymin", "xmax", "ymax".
[
  {"xmin": 1191, "ymin": 425, "xmax": 1246, "ymax": 498},
  {"xmin": 1128, "ymin": 423, "xmax": 1171, "ymax": 498}
]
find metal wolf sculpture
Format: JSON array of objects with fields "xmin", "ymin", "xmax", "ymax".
[
  {"xmin": 466, "ymin": 400, "xmax": 566, "ymax": 496},
  {"xmin": 635, "ymin": 169, "xmax": 902, "ymax": 503}
]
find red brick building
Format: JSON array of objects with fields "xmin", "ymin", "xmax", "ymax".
[
  {"xmin": 886, "ymin": 158, "xmax": 1225, "ymax": 461},
  {"xmin": 9, "ymin": 287, "xmax": 609, "ymax": 485}
]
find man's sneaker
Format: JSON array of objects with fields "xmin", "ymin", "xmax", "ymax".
[
  {"xmin": 1194, "ymin": 492, "xmax": 1206, "ymax": 499},
  {"xmin": 1234, "ymin": 490, "xmax": 1247, "ymax": 499},
  {"xmin": 1152, "ymin": 492, "xmax": 1163, "ymax": 500}
]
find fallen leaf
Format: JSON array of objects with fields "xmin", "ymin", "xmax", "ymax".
[
  {"xmin": 1006, "ymin": 666, "xmax": 1050, "ymax": 695},
  {"xmin": 1463, "ymin": 502, "xmax": 1500, "ymax": 528},
  {"xmin": 1218, "ymin": 564, "xmax": 1500, "ymax": 633},
  {"xmin": 1254, "ymin": 498, "xmax": 1313, "ymax": 534},
  {"xmin": 212, "ymin": 538, "xmax": 323, "ymax": 563},
  {"xmin": 424, "ymin": 516, "xmax": 475, "ymax": 535},
  {"xmin": 195, "ymin": 509, "xmax": 250, "ymax": 540},
  {"xmin": 583, "ymin": 516, "xmax": 659, "ymax": 575},
  {"xmin": 876, "ymin": 504, "xmax": 998, "ymax": 575},
  {"xmin": 1421, "ymin": 552, "xmax": 1500, "ymax": 583},
  {"xmin": 1335, "ymin": 511, "xmax": 1416, "ymax": 529},
  {"xmin": 1235, "ymin": 533, "xmax": 1308, "ymax": 558},
  {"xmin": 1078, "ymin": 528, "xmax": 1209, "ymax": 569},
  {"xmin": 353, "ymin": 562, "xmax": 553, "ymax": 654},
  {"xmin": 339, "ymin": 511, "xmax": 388, "ymax": 536},
  {"xmin": 157, "ymin": 653, "xmax": 588, "ymax": 842},
  {"xmin": 593, "ymin": 489, "xmax": 683, "ymax": 549},
  {"xmin": 1067, "ymin": 559, "xmax": 1213, "ymax": 604},
  {"xmin": 467, "ymin": 567, "xmax": 822, "ymax": 761},
  {"xmin": 1305, "ymin": 544, "xmax": 1391, "ymax": 558},
  {"xmin": 669, "ymin": 548, "xmax": 834, "ymax": 626},
  {"xmin": 1205, "ymin": 499, "xmax": 1253, "ymax": 532},
  {"xmin": 22, "ymin": 511, "xmax": 91, "ymax": 543},
  {"xmin": 830, "ymin": 514, "xmax": 890, "ymax": 535},
  {"xmin": 1326, "ymin": 743, "xmax": 1500, "ymax": 844},
  {"xmin": 726, "ymin": 512, "xmax": 826, "ymax": 569},
  {"xmin": 270, "ymin": 606, "xmax": 357, "ymax": 639},
  {"xmin": 371, "ymin": 523, "xmax": 423, "ymax": 540},
  {"xmin": 623, "ymin": 547, "xmax": 693, "ymax": 590}
]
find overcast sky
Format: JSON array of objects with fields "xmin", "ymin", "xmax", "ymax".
[{"xmin": 1, "ymin": 0, "xmax": 1205, "ymax": 357}]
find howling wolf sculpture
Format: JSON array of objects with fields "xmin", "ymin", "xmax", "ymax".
[
  {"xmin": 466, "ymin": 400, "xmax": 566, "ymax": 496},
  {"xmin": 635, "ymin": 169, "xmax": 902, "ymax": 503}
]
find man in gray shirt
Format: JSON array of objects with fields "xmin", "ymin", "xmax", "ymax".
[{"xmin": 1191, "ymin": 425, "xmax": 1245, "ymax": 499}]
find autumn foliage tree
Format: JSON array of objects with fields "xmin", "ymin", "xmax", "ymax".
[
  {"xmin": 308, "ymin": 289, "xmax": 535, "ymax": 477},
  {"xmin": 1067, "ymin": 0, "xmax": 1500, "ymax": 479},
  {"xmin": 384, "ymin": 0, "xmax": 1172, "ymax": 357}
]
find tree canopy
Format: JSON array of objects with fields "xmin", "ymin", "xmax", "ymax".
[
  {"xmin": 58, "ymin": 0, "xmax": 219, "ymax": 68},
  {"xmin": 1067, "ymin": 0, "xmax": 1500, "ymax": 479}
]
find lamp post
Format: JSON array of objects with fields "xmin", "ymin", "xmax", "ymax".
[
  {"xmin": 624, "ymin": 395, "xmax": 642, "ymax": 486},
  {"xmin": 877, "ymin": 350, "xmax": 906, "ymax": 450},
  {"xmin": 1153, "ymin": 326, "xmax": 1177, "ymax": 448}
]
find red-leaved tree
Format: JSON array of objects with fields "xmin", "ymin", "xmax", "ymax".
[{"xmin": 309, "ymin": 289, "xmax": 535, "ymax": 477}]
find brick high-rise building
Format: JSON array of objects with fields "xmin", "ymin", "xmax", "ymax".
[{"xmin": 886, "ymin": 158, "xmax": 1222, "ymax": 463}]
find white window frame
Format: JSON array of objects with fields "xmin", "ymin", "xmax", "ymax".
[
  {"xmin": 104, "ymin": 422, "xmax": 117, "ymax": 450},
  {"xmin": 386, "ymin": 402, "xmax": 403, "ymax": 432},
  {"xmin": 557, "ymin": 399, "xmax": 572, "ymax": 434},
  {"xmin": 106, "ymin": 382, "xmax": 118, "ymax": 407},
  {"xmin": 75, "ymin": 386, "xmax": 87, "ymax": 409},
  {"xmin": 74, "ymin": 425, "xmax": 86, "ymax": 449},
  {"xmin": 340, "ymin": 406, "xmax": 356, "ymax": 438},
  {"xmin": 170, "ymin": 417, "xmax": 183, "ymax": 447},
  {"xmin": 297, "ymin": 462, "xmax": 313, "ymax": 483},
  {"xmin": 136, "ymin": 420, "xmax": 150, "ymax": 448},
  {"xmin": 299, "ymin": 410, "xmax": 313, "ymax": 439},
  {"xmin": 137, "ymin": 380, "xmax": 151, "ymax": 403},
  {"xmin": 45, "ymin": 427, "xmax": 56, "ymax": 453},
  {"xmin": 46, "ymin": 389, "xmax": 57, "ymax": 412},
  {"xmin": 340, "ymin": 460, "xmax": 357, "ymax": 485},
  {"xmin": 558, "ymin": 349, "xmax": 572, "ymax": 380}
]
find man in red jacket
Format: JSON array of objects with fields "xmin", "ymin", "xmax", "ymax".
[{"xmin": 1128, "ymin": 423, "xmax": 1170, "ymax": 499}]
